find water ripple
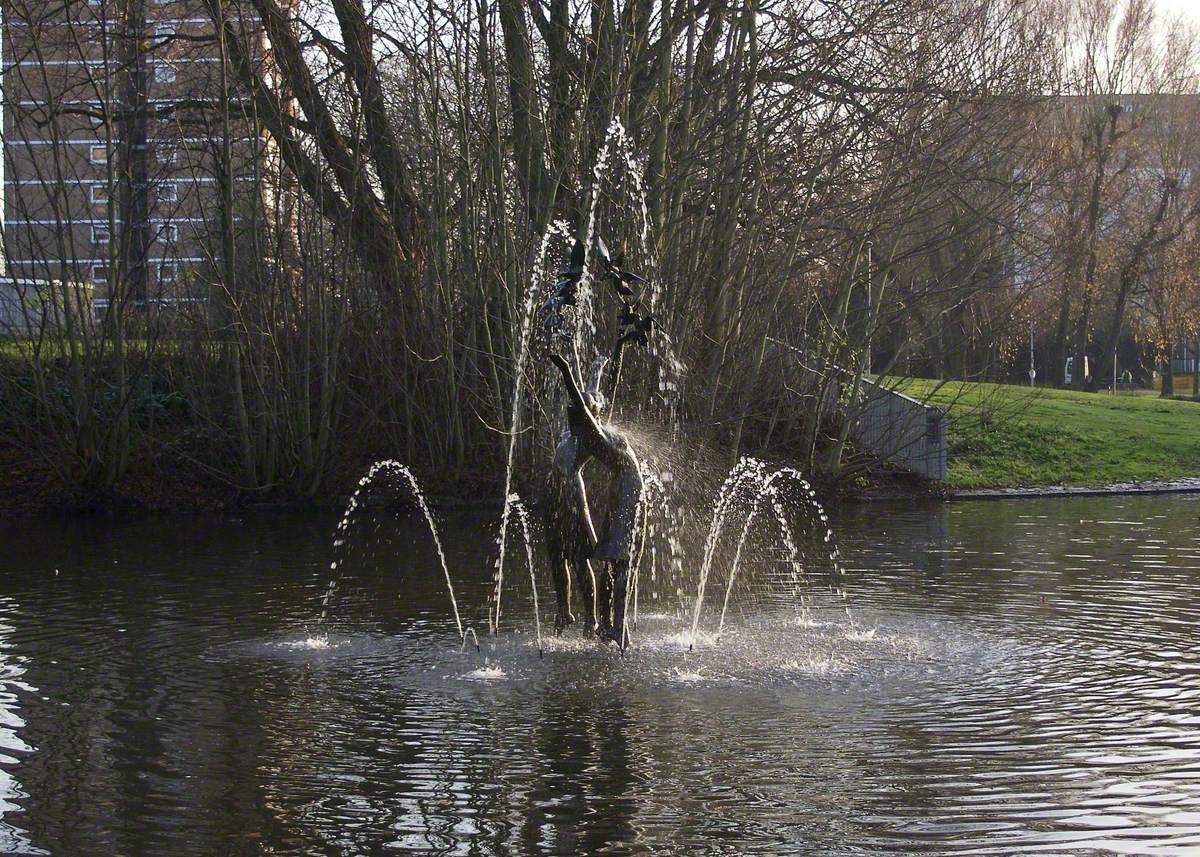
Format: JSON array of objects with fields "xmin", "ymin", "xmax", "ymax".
[{"xmin": 0, "ymin": 499, "xmax": 1199, "ymax": 853}]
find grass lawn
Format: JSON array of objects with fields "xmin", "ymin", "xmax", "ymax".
[{"xmin": 895, "ymin": 379, "xmax": 1200, "ymax": 489}]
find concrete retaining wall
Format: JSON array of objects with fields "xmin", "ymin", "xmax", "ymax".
[{"xmin": 853, "ymin": 379, "xmax": 948, "ymax": 481}]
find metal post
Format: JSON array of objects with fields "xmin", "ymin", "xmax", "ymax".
[{"xmin": 1028, "ymin": 321, "xmax": 1036, "ymax": 387}]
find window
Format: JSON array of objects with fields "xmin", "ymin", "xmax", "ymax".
[
  {"xmin": 89, "ymin": 184, "xmax": 110, "ymax": 205},
  {"xmin": 155, "ymin": 143, "xmax": 178, "ymax": 165},
  {"xmin": 89, "ymin": 145, "xmax": 108, "ymax": 165},
  {"xmin": 91, "ymin": 224, "xmax": 111, "ymax": 244},
  {"xmin": 158, "ymin": 263, "xmax": 177, "ymax": 284},
  {"xmin": 158, "ymin": 182, "xmax": 178, "ymax": 203},
  {"xmin": 91, "ymin": 265, "xmax": 110, "ymax": 284},
  {"xmin": 154, "ymin": 25, "xmax": 174, "ymax": 42},
  {"xmin": 159, "ymin": 223, "xmax": 179, "ymax": 243},
  {"xmin": 154, "ymin": 63, "xmax": 175, "ymax": 84}
]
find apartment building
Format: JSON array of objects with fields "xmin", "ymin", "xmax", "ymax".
[{"xmin": 2, "ymin": 0, "xmax": 271, "ymax": 307}]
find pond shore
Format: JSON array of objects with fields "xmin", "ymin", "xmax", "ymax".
[
  {"xmin": 8, "ymin": 401, "xmax": 1200, "ymax": 515},
  {"xmin": 10, "ymin": 463, "xmax": 1200, "ymax": 516},
  {"xmin": 949, "ymin": 477, "xmax": 1200, "ymax": 501},
  {"xmin": 0, "ymin": 438, "xmax": 505, "ymax": 517}
]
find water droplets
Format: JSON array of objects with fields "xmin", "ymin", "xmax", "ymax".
[
  {"xmin": 689, "ymin": 457, "xmax": 845, "ymax": 646},
  {"xmin": 323, "ymin": 460, "xmax": 464, "ymax": 642}
]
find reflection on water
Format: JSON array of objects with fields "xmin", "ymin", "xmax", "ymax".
[
  {"xmin": 0, "ymin": 496, "xmax": 1199, "ymax": 854},
  {"xmin": 0, "ymin": 604, "xmax": 41, "ymax": 857}
]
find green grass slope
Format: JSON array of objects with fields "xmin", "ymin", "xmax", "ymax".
[{"xmin": 895, "ymin": 380, "xmax": 1200, "ymax": 489}]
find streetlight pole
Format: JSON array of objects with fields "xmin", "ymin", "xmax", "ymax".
[{"xmin": 1028, "ymin": 321, "xmax": 1036, "ymax": 387}]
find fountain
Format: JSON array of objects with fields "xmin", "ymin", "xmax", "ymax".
[
  {"xmin": 324, "ymin": 459, "xmax": 464, "ymax": 642},
  {"xmin": 492, "ymin": 219, "xmax": 574, "ymax": 637},
  {"xmin": 505, "ymin": 492, "xmax": 543, "ymax": 657},
  {"xmin": 319, "ymin": 449, "xmax": 841, "ymax": 662},
  {"xmin": 317, "ymin": 119, "xmax": 844, "ymax": 663}
]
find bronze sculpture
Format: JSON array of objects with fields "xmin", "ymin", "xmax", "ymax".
[{"xmin": 541, "ymin": 236, "xmax": 653, "ymax": 649}]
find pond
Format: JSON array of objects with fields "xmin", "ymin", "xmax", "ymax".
[{"xmin": 2, "ymin": 494, "xmax": 1200, "ymax": 855}]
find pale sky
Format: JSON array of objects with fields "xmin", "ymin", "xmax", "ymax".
[{"xmin": 1157, "ymin": 0, "xmax": 1200, "ymax": 27}]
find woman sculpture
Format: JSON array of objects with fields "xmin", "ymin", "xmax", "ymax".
[
  {"xmin": 541, "ymin": 237, "xmax": 651, "ymax": 649},
  {"xmin": 548, "ymin": 347, "xmax": 644, "ymax": 648}
]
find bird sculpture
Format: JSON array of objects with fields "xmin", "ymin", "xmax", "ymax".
[{"xmin": 540, "ymin": 235, "xmax": 653, "ymax": 343}]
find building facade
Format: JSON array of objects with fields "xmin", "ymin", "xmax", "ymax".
[{"xmin": 2, "ymin": 0, "xmax": 272, "ymax": 309}]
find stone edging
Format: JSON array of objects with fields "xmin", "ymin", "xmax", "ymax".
[{"xmin": 949, "ymin": 478, "xmax": 1200, "ymax": 501}]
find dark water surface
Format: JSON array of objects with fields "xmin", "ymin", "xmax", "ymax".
[{"xmin": 2, "ymin": 495, "xmax": 1200, "ymax": 855}]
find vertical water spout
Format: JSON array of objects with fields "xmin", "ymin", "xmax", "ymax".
[
  {"xmin": 689, "ymin": 457, "xmax": 766, "ymax": 649},
  {"xmin": 493, "ymin": 221, "xmax": 569, "ymax": 633},
  {"xmin": 509, "ymin": 493, "xmax": 543, "ymax": 655},
  {"xmin": 331, "ymin": 460, "xmax": 463, "ymax": 642}
]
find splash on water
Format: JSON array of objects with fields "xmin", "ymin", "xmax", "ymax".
[
  {"xmin": 795, "ymin": 613, "xmax": 830, "ymax": 630},
  {"xmin": 280, "ymin": 634, "xmax": 335, "ymax": 651},
  {"xmin": 652, "ymin": 629, "xmax": 716, "ymax": 652},
  {"xmin": 844, "ymin": 627, "xmax": 878, "ymax": 642},
  {"xmin": 780, "ymin": 655, "xmax": 848, "ymax": 678},
  {"xmin": 462, "ymin": 663, "xmax": 507, "ymax": 682}
]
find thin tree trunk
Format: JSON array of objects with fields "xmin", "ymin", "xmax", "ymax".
[
  {"xmin": 1073, "ymin": 105, "xmax": 1122, "ymax": 391},
  {"xmin": 1162, "ymin": 353, "xmax": 1175, "ymax": 398}
]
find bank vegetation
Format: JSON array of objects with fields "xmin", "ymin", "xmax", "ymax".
[{"xmin": 1, "ymin": 0, "xmax": 1197, "ymax": 509}]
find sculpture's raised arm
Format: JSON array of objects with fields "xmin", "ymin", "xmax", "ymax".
[{"xmin": 549, "ymin": 353, "xmax": 620, "ymax": 469}]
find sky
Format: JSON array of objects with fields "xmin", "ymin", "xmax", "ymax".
[{"xmin": 1157, "ymin": 0, "xmax": 1200, "ymax": 27}]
